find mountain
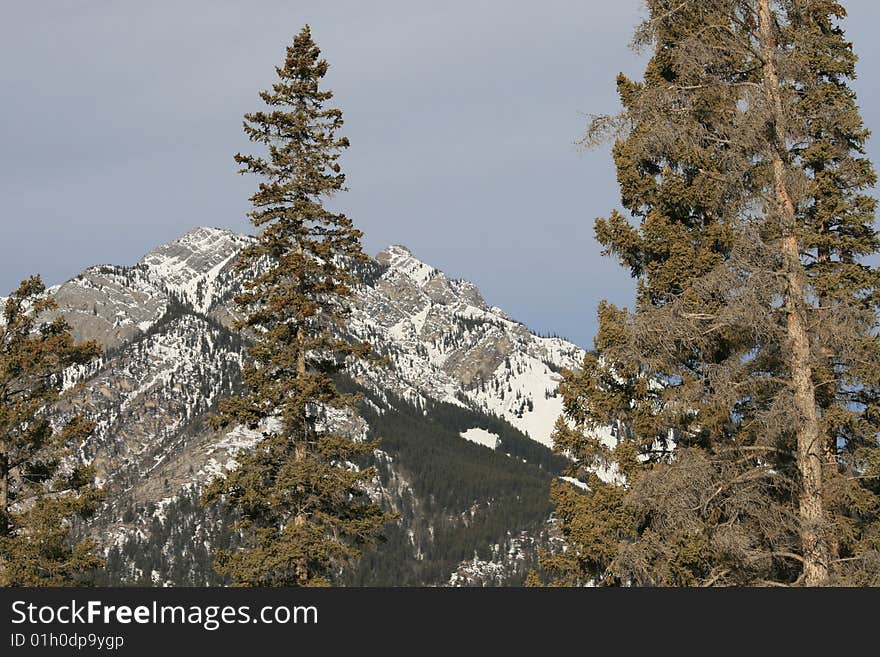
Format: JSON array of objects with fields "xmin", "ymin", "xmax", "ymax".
[{"xmin": 46, "ymin": 227, "xmax": 587, "ymax": 586}]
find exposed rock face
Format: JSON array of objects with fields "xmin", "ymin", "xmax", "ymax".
[
  {"xmin": 351, "ymin": 243, "xmax": 584, "ymax": 447},
  {"xmin": 44, "ymin": 227, "xmax": 589, "ymax": 586},
  {"xmin": 138, "ymin": 227, "xmax": 252, "ymax": 314},
  {"xmin": 52, "ymin": 267, "xmax": 168, "ymax": 350}
]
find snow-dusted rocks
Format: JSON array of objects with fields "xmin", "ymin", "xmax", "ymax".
[
  {"xmin": 138, "ymin": 227, "xmax": 253, "ymax": 314},
  {"xmin": 52, "ymin": 225, "xmax": 588, "ymax": 494},
  {"xmin": 46, "ymin": 227, "xmax": 590, "ymax": 586},
  {"xmin": 350, "ymin": 244, "xmax": 585, "ymax": 446}
]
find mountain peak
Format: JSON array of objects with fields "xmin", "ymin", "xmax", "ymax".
[
  {"xmin": 168, "ymin": 226, "xmax": 245, "ymax": 249},
  {"xmin": 376, "ymin": 244, "xmax": 439, "ymax": 288},
  {"xmin": 376, "ymin": 243, "xmax": 416, "ymax": 264},
  {"xmin": 382, "ymin": 243, "xmax": 412, "ymax": 254},
  {"xmin": 185, "ymin": 226, "xmax": 232, "ymax": 237},
  {"xmin": 47, "ymin": 225, "xmax": 590, "ymax": 587},
  {"xmin": 139, "ymin": 227, "xmax": 252, "ymax": 313}
]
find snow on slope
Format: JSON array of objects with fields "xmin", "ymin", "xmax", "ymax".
[
  {"xmin": 347, "ymin": 244, "xmax": 586, "ymax": 446},
  {"xmin": 139, "ymin": 227, "xmax": 252, "ymax": 314},
  {"xmin": 463, "ymin": 351, "xmax": 566, "ymax": 448},
  {"xmin": 54, "ymin": 229, "xmax": 590, "ymax": 462},
  {"xmin": 38, "ymin": 228, "xmax": 606, "ymax": 587},
  {"xmin": 460, "ymin": 427, "xmax": 500, "ymax": 449}
]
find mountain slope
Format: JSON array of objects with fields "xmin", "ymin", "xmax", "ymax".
[{"xmin": 48, "ymin": 227, "xmax": 587, "ymax": 586}]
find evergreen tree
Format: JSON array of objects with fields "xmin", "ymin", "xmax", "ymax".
[
  {"xmin": 0, "ymin": 276, "xmax": 103, "ymax": 586},
  {"xmin": 202, "ymin": 25, "xmax": 392, "ymax": 586},
  {"xmin": 539, "ymin": 0, "xmax": 880, "ymax": 587}
]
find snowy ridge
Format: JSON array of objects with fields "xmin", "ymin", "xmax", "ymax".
[
  {"xmin": 35, "ymin": 227, "xmax": 602, "ymax": 487},
  {"xmin": 138, "ymin": 227, "xmax": 252, "ymax": 314},
  {"xmin": 50, "ymin": 227, "xmax": 589, "ymax": 452},
  {"xmin": 349, "ymin": 244, "xmax": 586, "ymax": 446},
  {"xmin": 42, "ymin": 227, "xmax": 596, "ymax": 586}
]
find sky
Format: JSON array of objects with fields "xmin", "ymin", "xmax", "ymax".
[{"xmin": 2, "ymin": 1, "xmax": 880, "ymax": 348}]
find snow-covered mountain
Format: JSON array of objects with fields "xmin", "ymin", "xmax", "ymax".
[
  {"xmin": 49, "ymin": 227, "xmax": 587, "ymax": 586},
  {"xmin": 350, "ymin": 243, "xmax": 584, "ymax": 446}
]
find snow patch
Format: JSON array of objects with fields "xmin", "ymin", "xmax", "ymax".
[
  {"xmin": 559, "ymin": 476, "xmax": 589, "ymax": 490},
  {"xmin": 460, "ymin": 427, "xmax": 500, "ymax": 450}
]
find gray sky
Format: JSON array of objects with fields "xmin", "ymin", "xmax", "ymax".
[{"xmin": 2, "ymin": 1, "xmax": 879, "ymax": 347}]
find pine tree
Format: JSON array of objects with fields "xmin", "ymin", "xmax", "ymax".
[
  {"xmin": 201, "ymin": 25, "xmax": 393, "ymax": 587},
  {"xmin": 0, "ymin": 276, "xmax": 103, "ymax": 586},
  {"xmin": 539, "ymin": 0, "xmax": 880, "ymax": 587}
]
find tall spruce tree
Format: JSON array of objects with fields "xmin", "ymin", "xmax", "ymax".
[
  {"xmin": 202, "ymin": 26, "xmax": 392, "ymax": 587},
  {"xmin": 0, "ymin": 276, "xmax": 103, "ymax": 586},
  {"xmin": 539, "ymin": 0, "xmax": 880, "ymax": 586}
]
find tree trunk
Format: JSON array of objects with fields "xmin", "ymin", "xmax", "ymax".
[
  {"xmin": 758, "ymin": 0, "xmax": 829, "ymax": 586},
  {"xmin": 294, "ymin": 320, "xmax": 308, "ymax": 585},
  {"xmin": 294, "ymin": 238, "xmax": 309, "ymax": 583},
  {"xmin": 0, "ymin": 448, "xmax": 8, "ymax": 537},
  {"xmin": 817, "ymin": 205, "xmax": 841, "ymax": 565}
]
